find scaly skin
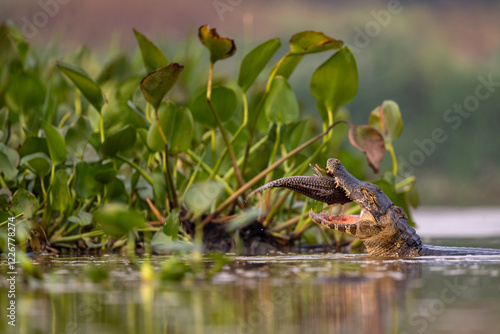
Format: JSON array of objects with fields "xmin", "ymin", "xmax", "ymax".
[
  {"xmin": 308, "ymin": 158, "xmax": 500, "ymax": 257},
  {"xmin": 248, "ymin": 174, "xmax": 352, "ymax": 206}
]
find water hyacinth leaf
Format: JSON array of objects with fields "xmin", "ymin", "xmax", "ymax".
[
  {"xmin": 169, "ymin": 106, "xmax": 194, "ymax": 153},
  {"xmin": 0, "ymin": 143, "xmax": 19, "ymax": 181},
  {"xmin": 20, "ymin": 152, "xmax": 51, "ymax": 176},
  {"xmin": 74, "ymin": 162, "xmax": 102, "ymax": 199},
  {"xmin": 238, "ymin": 38, "xmax": 281, "ymax": 92},
  {"xmin": 94, "ymin": 203, "xmax": 146, "ymax": 236},
  {"xmin": 11, "ymin": 189, "xmax": 37, "ymax": 219},
  {"xmin": 57, "ymin": 62, "xmax": 104, "ymax": 112},
  {"xmin": 68, "ymin": 211, "xmax": 93, "ymax": 227},
  {"xmin": 190, "ymin": 86, "xmax": 237, "ymax": 129},
  {"xmin": 42, "ymin": 121, "xmax": 67, "ymax": 165},
  {"xmin": 65, "ymin": 116, "xmax": 91, "ymax": 158},
  {"xmin": 5, "ymin": 72, "xmax": 45, "ymax": 111},
  {"xmin": 226, "ymin": 209, "xmax": 260, "ymax": 232},
  {"xmin": 347, "ymin": 124, "xmax": 385, "ymax": 173},
  {"xmin": 19, "ymin": 137, "xmax": 49, "ymax": 158},
  {"xmin": 264, "ymin": 76, "xmax": 299, "ymax": 125},
  {"xmin": 105, "ymin": 177, "xmax": 126, "ymax": 202},
  {"xmin": 275, "ymin": 55, "xmax": 303, "ymax": 79},
  {"xmin": 49, "ymin": 169, "xmax": 71, "ymax": 212},
  {"xmin": 94, "ymin": 162, "xmax": 117, "ymax": 184},
  {"xmin": 152, "ymin": 169, "xmax": 167, "ymax": 210},
  {"xmin": 133, "ymin": 29, "xmax": 169, "ymax": 73},
  {"xmin": 140, "ymin": 63, "xmax": 184, "ymax": 110},
  {"xmin": 101, "ymin": 125, "xmax": 136, "ymax": 156},
  {"xmin": 368, "ymin": 100, "xmax": 403, "ymax": 145},
  {"xmin": 289, "ymin": 31, "xmax": 343, "ymax": 55},
  {"xmin": 163, "ymin": 208, "xmax": 180, "ymax": 238},
  {"xmin": 198, "ymin": 25, "xmax": 236, "ymax": 63},
  {"xmin": 310, "ymin": 47, "xmax": 358, "ymax": 113},
  {"xmin": 184, "ymin": 180, "xmax": 224, "ymax": 217}
]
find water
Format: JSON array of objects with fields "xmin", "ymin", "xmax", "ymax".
[{"xmin": 2, "ymin": 238, "xmax": 500, "ymax": 334}]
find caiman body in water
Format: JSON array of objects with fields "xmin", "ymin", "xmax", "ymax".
[{"xmin": 253, "ymin": 158, "xmax": 500, "ymax": 257}]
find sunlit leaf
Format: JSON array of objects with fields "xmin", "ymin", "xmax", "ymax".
[
  {"xmin": 133, "ymin": 29, "xmax": 169, "ymax": 73},
  {"xmin": 264, "ymin": 76, "xmax": 299, "ymax": 124},
  {"xmin": 101, "ymin": 125, "xmax": 136, "ymax": 156},
  {"xmin": 368, "ymin": 100, "xmax": 403, "ymax": 145},
  {"xmin": 20, "ymin": 152, "xmax": 51, "ymax": 176},
  {"xmin": 310, "ymin": 47, "xmax": 358, "ymax": 113},
  {"xmin": 347, "ymin": 124, "xmax": 385, "ymax": 173},
  {"xmin": 140, "ymin": 63, "xmax": 184, "ymax": 110},
  {"xmin": 94, "ymin": 203, "xmax": 146, "ymax": 236},
  {"xmin": 238, "ymin": 38, "xmax": 281, "ymax": 92},
  {"xmin": 42, "ymin": 121, "xmax": 67, "ymax": 165},
  {"xmin": 57, "ymin": 62, "xmax": 104, "ymax": 112},
  {"xmin": 190, "ymin": 86, "xmax": 237, "ymax": 129},
  {"xmin": 49, "ymin": 169, "xmax": 71, "ymax": 212},
  {"xmin": 198, "ymin": 25, "xmax": 236, "ymax": 63},
  {"xmin": 11, "ymin": 189, "xmax": 37, "ymax": 219},
  {"xmin": 0, "ymin": 143, "xmax": 19, "ymax": 181},
  {"xmin": 289, "ymin": 31, "xmax": 343, "ymax": 55}
]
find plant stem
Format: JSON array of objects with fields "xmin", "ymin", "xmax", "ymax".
[
  {"xmin": 201, "ymin": 121, "xmax": 341, "ymax": 226},
  {"xmin": 99, "ymin": 114, "xmax": 105, "ymax": 143},
  {"xmin": 116, "ymin": 154, "xmax": 153, "ymax": 185},
  {"xmin": 206, "ymin": 62, "xmax": 245, "ymax": 188},
  {"xmin": 387, "ymin": 144, "xmax": 398, "ymax": 175}
]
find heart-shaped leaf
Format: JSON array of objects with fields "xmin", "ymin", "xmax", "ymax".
[
  {"xmin": 0, "ymin": 143, "xmax": 19, "ymax": 181},
  {"xmin": 264, "ymin": 76, "xmax": 299, "ymax": 125},
  {"xmin": 42, "ymin": 121, "xmax": 67, "ymax": 165},
  {"xmin": 347, "ymin": 124, "xmax": 385, "ymax": 173},
  {"xmin": 368, "ymin": 100, "xmax": 403, "ymax": 145},
  {"xmin": 190, "ymin": 86, "xmax": 237, "ymax": 129},
  {"xmin": 238, "ymin": 38, "xmax": 281, "ymax": 92},
  {"xmin": 289, "ymin": 31, "xmax": 343, "ymax": 55},
  {"xmin": 57, "ymin": 62, "xmax": 104, "ymax": 112},
  {"xmin": 11, "ymin": 189, "xmax": 37, "ymax": 219},
  {"xmin": 198, "ymin": 25, "xmax": 236, "ymax": 63},
  {"xmin": 310, "ymin": 47, "xmax": 358, "ymax": 113},
  {"xmin": 140, "ymin": 63, "xmax": 184, "ymax": 110},
  {"xmin": 133, "ymin": 29, "xmax": 169, "ymax": 73}
]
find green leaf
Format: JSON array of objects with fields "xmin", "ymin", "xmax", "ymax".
[
  {"xmin": 49, "ymin": 169, "xmax": 71, "ymax": 212},
  {"xmin": 68, "ymin": 211, "xmax": 93, "ymax": 227},
  {"xmin": 169, "ymin": 106, "xmax": 194, "ymax": 154},
  {"xmin": 190, "ymin": 86, "xmax": 237, "ymax": 129},
  {"xmin": 94, "ymin": 203, "xmax": 146, "ymax": 236},
  {"xmin": 5, "ymin": 72, "xmax": 45, "ymax": 111},
  {"xmin": 11, "ymin": 189, "xmax": 37, "ymax": 219},
  {"xmin": 19, "ymin": 137, "xmax": 49, "ymax": 158},
  {"xmin": 74, "ymin": 162, "xmax": 102, "ymax": 199},
  {"xmin": 275, "ymin": 55, "xmax": 303, "ymax": 79},
  {"xmin": 163, "ymin": 208, "xmax": 180, "ymax": 238},
  {"xmin": 264, "ymin": 76, "xmax": 299, "ymax": 125},
  {"xmin": 289, "ymin": 31, "xmax": 343, "ymax": 55},
  {"xmin": 65, "ymin": 116, "xmax": 91, "ymax": 158},
  {"xmin": 238, "ymin": 38, "xmax": 281, "ymax": 92},
  {"xmin": 0, "ymin": 143, "xmax": 19, "ymax": 181},
  {"xmin": 42, "ymin": 121, "xmax": 67, "ymax": 165},
  {"xmin": 94, "ymin": 162, "xmax": 117, "ymax": 184},
  {"xmin": 198, "ymin": 25, "xmax": 236, "ymax": 63},
  {"xmin": 184, "ymin": 180, "xmax": 224, "ymax": 217},
  {"xmin": 133, "ymin": 29, "xmax": 169, "ymax": 73},
  {"xmin": 20, "ymin": 152, "xmax": 51, "ymax": 176},
  {"xmin": 347, "ymin": 124, "xmax": 385, "ymax": 173},
  {"xmin": 57, "ymin": 62, "xmax": 104, "ymax": 112},
  {"xmin": 101, "ymin": 125, "xmax": 136, "ymax": 156},
  {"xmin": 368, "ymin": 100, "xmax": 403, "ymax": 145},
  {"xmin": 140, "ymin": 63, "xmax": 184, "ymax": 110},
  {"xmin": 310, "ymin": 47, "xmax": 358, "ymax": 113}
]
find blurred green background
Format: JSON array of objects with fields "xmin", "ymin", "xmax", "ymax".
[{"xmin": 2, "ymin": 0, "xmax": 499, "ymax": 206}]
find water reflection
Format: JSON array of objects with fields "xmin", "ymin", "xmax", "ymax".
[{"xmin": 1, "ymin": 254, "xmax": 500, "ymax": 334}]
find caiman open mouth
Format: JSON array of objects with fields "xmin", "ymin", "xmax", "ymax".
[{"xmin": 310, "ymin": 164, "xmax": 375, "ymax": 234}]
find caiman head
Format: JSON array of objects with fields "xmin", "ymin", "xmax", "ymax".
[{"xmin": 309, "ymin": 158, "xmax": 421, "ymax": 257}]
